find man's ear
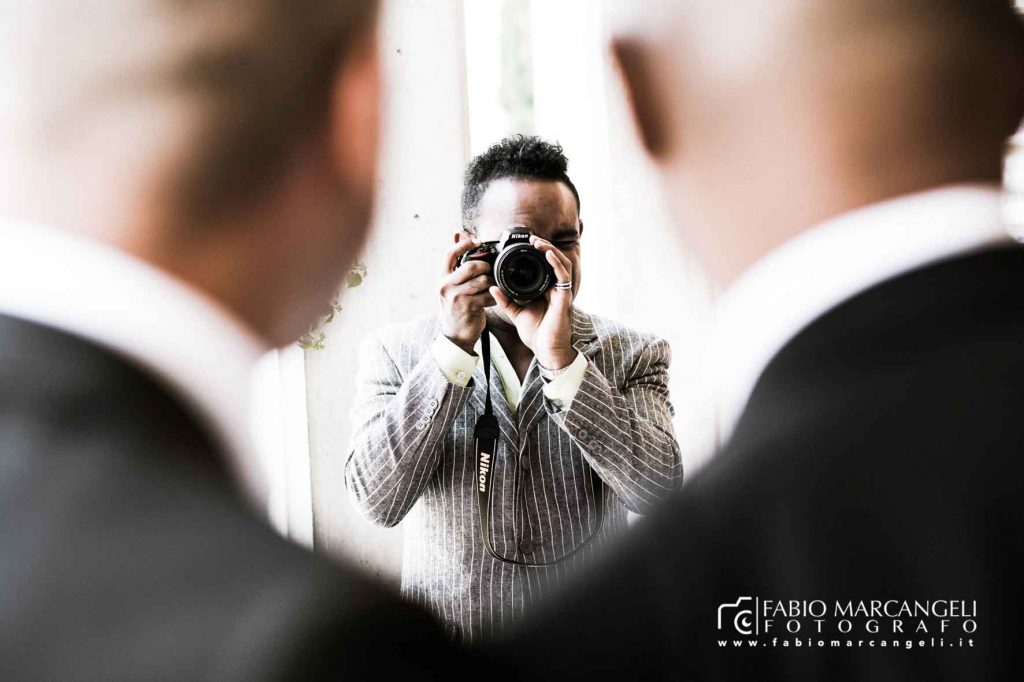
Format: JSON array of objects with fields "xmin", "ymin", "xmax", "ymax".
[
  {"xmin": 328, "ymin": 23, "xmax": 382, "ymax": 206},
  {"xmin": 612, "ymin": 38, "xmax": 671, "ymax": 159},
  {"xmin": 578, "ymin": 220, "xmax": 585, "ymax": 238},
  {"xmin": 454, "ymin": 231, "xmax": 473, "ymax": 244}
]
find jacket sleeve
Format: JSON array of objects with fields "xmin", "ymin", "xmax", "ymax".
[
  {"xmin": 343, "ymin": 333, "xmax": 473, "ymax": 527},
  {"xmin": 547, "ymin": 337, "xmax": 683, "ymax": 514}
]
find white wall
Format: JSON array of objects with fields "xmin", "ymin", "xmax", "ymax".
[{"xmin": 251, "ymin": 347, "xmax": 313, "ymax": 546}]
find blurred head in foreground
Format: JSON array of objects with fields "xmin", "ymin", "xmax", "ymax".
[
  {"xmin": 613, "ymin": 0, "xmax": 1024, "ymax": 286},
  {"xmin": 0, "ymin": 0, "xmax": 381, "ymax": 346}
]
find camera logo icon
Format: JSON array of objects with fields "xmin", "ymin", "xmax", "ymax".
[{"xmin": 717, "ymin": 597, "xmax": 756, "ymax": 635}]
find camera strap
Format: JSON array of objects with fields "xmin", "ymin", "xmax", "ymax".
[{"xmin": 474, "ymin": 327, "xmax": 604, "ymax": 568}]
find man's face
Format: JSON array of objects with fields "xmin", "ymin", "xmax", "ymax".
[{"xmin": 471, "ymin": 177, "xmax": 583, "ymax": 310}]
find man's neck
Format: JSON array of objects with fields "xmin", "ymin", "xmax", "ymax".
[{"xmin": 709, "ymin": 182, "xmax": 1008, "ymax": 444}]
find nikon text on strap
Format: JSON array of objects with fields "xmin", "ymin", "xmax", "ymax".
[{"xmin": 474, "ymin": 327, "xmax": 604, "ymax": 568}]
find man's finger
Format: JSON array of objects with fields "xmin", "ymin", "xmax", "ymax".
[
  {"xmin": 545, "ymin": 250, "xmax": 572, "ymax": 291},
  {"xmin": 457, "ymin": 273, "xmax": 492, "ymax": 296},
  {"xmin": 489, "ymin": 286, "xmax": 522, "ymax": 320},
  {"xmin": 460, "ymin": 291, "xmax": 494, "ymax": 313},
  {"xmin": 445, "ymin": 259, "xmax": 491, "ymax": 286},
  {"xmin": 443, "ymin": 236, "xmax": 482, "ymax": 273},
  {"xmin": 531, "ymin": 237, "xmax": 572, "ymax": 276}
]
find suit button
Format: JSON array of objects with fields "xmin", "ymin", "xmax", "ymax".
[
  {"xmin": 550, "ymin": 398, "xmax": 564, "ymax": 408},
  {"xmin": 427, "ymin": 397, "xmax": 439, "ymax": 410},
  {"xmin": 456, "ymin": 370, "xmax": 467, "ymax": 381},
  {"xmin": 416, "ymin": 419, "xmax": 428, "ymax": 430},
  {"xmin": 576, "ymin": 428, "xmax": 588, "ymax": 440},
  {"xmin": 519, "ymin": 539, "xmax": 535, "ymax": 554}
]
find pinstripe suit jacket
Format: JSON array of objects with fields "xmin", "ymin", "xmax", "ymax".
[{"xmin": 343, "ymin": 308, "xmax": 682, "ymax": 642}]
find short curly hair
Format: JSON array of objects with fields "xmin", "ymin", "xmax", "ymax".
[{"xmin": 461, "ymin": 135, "xmax": 581, "ymax": 233}]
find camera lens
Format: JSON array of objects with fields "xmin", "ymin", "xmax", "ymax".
[
  {"xmin": 495, "ymin": 246, "xmax": 553, "ymax": 301},
  {"xmin": 506, "ymin": 255, "xmax": 542, "ymax": 289}
]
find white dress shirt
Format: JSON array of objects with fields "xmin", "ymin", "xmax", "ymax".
[
  {"xmin": 0, "ymin": 219, "xmax": 270, "ymax": 509},
  {"xmin": 430, "ymin": 332, "xmax": 589, "ymax": 413},
  {"xmin": 710, "ymin": 183, "xmax": 1013, "ymax": 445}
]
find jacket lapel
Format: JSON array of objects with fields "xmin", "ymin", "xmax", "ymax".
[
  {"xmin": 514, "ymin": 367, "xmax": 545, "ymax": 450},
  {"xmin": 467, "ymin": 338, "xmax": 519, "ymax": 447}
]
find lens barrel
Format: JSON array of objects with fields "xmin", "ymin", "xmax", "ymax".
[{"xmin": 494, "ymin": 243, "xmax": 553, "ymax": 302}]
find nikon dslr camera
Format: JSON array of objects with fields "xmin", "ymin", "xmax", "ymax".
[{"xmin": 458, "ymin": 227, "xmax": 554, "ymax": 303}]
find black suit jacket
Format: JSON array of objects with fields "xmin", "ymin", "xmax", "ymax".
[
  {"xmin": 0, "ymin": 315, "xmax": 456, "ymax": 680},
  {"xmin": 494, "ymin": 246, "xmax": 1024, "ymax": 680}
]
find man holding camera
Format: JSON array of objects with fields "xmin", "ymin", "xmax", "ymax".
[{"xmin": 344, "ymin": 135, "xmax": 683, "ymax": 642}]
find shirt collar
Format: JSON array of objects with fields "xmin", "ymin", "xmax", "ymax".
[
  {"xmin": 0, "ymin": 219, "xmax": 270, "ymax": 509},
  {"xmin": 473, "ymin": 332, "xmax": 526, "ymax": 413},
  {"xmin": 710, "ymin": 183, "xmax": 1012, "ymax": 446}
]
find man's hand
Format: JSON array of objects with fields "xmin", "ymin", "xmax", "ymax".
[
  {"xmin": 489, "ymin": 236, "xmax": 577, "ymax": 370},
  {"xmin": 439, "ymin": 238, "xmax": 492, "ymax": 354}
]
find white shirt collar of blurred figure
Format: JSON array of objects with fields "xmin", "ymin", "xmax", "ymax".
[
  {"xmin": 711, "ymin": 182, "xmax": 1012, "ymax": 448},
  {"xmin": 0, "ymin": 219, "xmax": 270, "ymax": 511}
]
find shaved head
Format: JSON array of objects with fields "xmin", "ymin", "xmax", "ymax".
[
  {"xmin": 0, "ymin": 1, "xmax": 382, "ymax": 346},
  {"xmin": 1, "ymin": 0, "xmax": 377, "ymax": 219},
  {"xmin": 614, "ymin": 0, "xmax": 1024, "ymax": 284}
]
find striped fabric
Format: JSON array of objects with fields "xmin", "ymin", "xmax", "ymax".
[{"xmin": 343, "ymin": 308, "xmax": 682, "ymax": 642}]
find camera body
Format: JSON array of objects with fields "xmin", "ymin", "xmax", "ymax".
[{"xmin": 458, "ymin": 227, "xmax": 554, "ymax": 303}]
